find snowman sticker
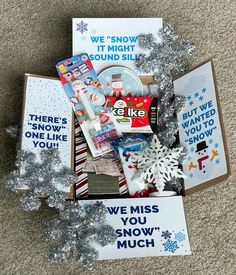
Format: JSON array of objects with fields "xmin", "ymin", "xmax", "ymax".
[
  {"xmin": 110, "ymin": 73, "xmax": 130, "ymax": 97},
  {"xmin": 188, "ymin": 140, "xmax": 219, "ymax": 179}
]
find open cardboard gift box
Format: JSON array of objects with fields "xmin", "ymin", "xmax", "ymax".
[{"xmin": 18, "ymin": 59, "xmax": 230, "ymax": 260}]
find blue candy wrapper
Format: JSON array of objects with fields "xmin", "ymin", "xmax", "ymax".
[{"xmin": 112, "ymin": 134, "xmax": 147, "ymax": 156}]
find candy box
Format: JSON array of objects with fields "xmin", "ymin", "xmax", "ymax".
[{"xmin": 106, "ymin": 96, "xmax": 158, "ymax": 133}]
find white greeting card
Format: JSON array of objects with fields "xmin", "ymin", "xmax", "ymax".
[
  {"xmin": 72, "ymin": 18, "xmax": 163, "ymax": 74},
  {"xmin": 21, "ymin": 75, "xmax": 74, "ymax": 192},
  {"xmin": 174, "ymin": 61, "xmax": 229, "ymax": 192},
  {"xmin": 80, "ymin": 196, "xmax": 190, "ymax": 259}
]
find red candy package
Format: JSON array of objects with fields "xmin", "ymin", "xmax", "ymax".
[{"xmin": 106, "ymin": 96, "xmax": 158, "ymax": 133}]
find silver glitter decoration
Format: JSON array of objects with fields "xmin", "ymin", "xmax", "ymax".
[
  {"xmin": 5, "ymin": 125, "xmax": 20, "ymax": 139},
  {"xmin": 164, "ymin": 178, "xmax": 183, "ymax": 193},
  {"xmin": 4, "ymin": 149, "xmax": 78, "ymax": 211},
  {"xmin": 136, "ymin": 23, "xmax": 194, "ymax": 148},
  {"xmin": 44, "ymin": 201, "xmax": 117, "ymax": 269},
  {"xmin": 174, "ymin": 95, "xmax": 186, "ymax": 113},
  {"xmin": 20, "ymin": 193, "xmax": 41, "ymax": 211},
  {"xmin": 135, "ymin": 23, "xmax": 193, "ymax": 192}
]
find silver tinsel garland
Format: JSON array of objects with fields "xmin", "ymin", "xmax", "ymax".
[
  {"xmin": 135, "ymin": 23, "xmax": 194, "ymax": 192},
  {"xmin": 5, "ymin": 124, "xmax": 20, "ymax": 139},
  {"xmin": 4, "ymin": 149, "xmax": 78, "ymax": 211},
  {"xmin": 136, "ymin": 23, "xmax": 195, "ymax": 147},
  {"xmin": 44, "ymin": 201, "xmax": 117, "ymax": 269}
]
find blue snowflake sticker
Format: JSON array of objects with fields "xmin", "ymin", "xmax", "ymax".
[
  {"xmin": 215, "ymin": 159, "xmax": 220, "ymax": 164},
  {"xmin": 189, "ymin": 100, "xmax": 194, "ymax": 106},
  {"xmin": 194, "ymin": 92, "xmax": 199, "ymax": 98},
  {"xmin": 163, "ymin": 239, "xmax": 179, "ymax": 253},
  {"xmin": 175, "ymin": 232, "xmax": 186, "ymax": 242},
  {"xmin": 76, "ymin": 21, "xmax": 88, "ymax": 34},
  {"xmin": 161, "ymin": 230, "xmax": 172, "ymax": 239},
  {"xmin": 81, "ymin": 35, "xmax": 87, "ymax": 41},
  {"xmin": 91, "ymin": 28, "xmax": 97, "ymax": 34},
  {"xmin": 199, "ymin": 95, "xmax": 204, "ymax": 101},
  {"xmin": 201, "ymin": 87, "xmax": 207, "ymax": 93},
  {"xmin": 209, "ymin": 139, "xmax": 213, "ymax": 144},
  {"xmin": 187, "ymin": 95, "xmax": 192, "ymax": 101}
]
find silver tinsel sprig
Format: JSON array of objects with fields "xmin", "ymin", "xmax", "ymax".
[
  {"xmin": 44, "ymin": 201, "xmax": 117, "ymax": 269},
  {"xmin": 135, "ymin": 23, "xmax": 191, "ymax": 191},
  {"xmin": 164, "ymin": 178, "xmax": 183, "ymax": 193},
  {"xmin": 4, "ymin": 149, "xmax": 78, "ymax": 211},
  {"xmin": 5, "ymin": 124, "xmax": 20, "ymax": 139},
  {"xmin": 136, "ymin": 23, "xmax": 195, "ymax": 77},
  {"xmin": 136, "ymin": 23, "xmax": 194, "ymax": 149}
]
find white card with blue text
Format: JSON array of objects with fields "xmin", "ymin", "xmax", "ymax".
[
  {"xmin": 80, "ymin": 197, "xmax": 191, "ymax": 259},
  {"xmin": 174, "ymin": 61, "xmax": 228, "ymax": 191},
  {"xmin": 21, "ymin": 75, "xmax": 73, "ymax": 191},
  {"xmin": 72, "ymin": 18, "xmax": 163, "ymax": 74}
]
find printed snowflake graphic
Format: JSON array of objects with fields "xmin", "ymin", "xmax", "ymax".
[
  {"xmin": 163, "ymin": 239, "xmax": 179, "ymax": 253},
  {"xmin": 199, "ymin": 95, "xmax": 204, "ymax": 101},
  {"xmin": 190, "ymin": 173, "xmax": 193, "ymax": 178},
  {"xmin": 214, "ymin": 143, "xmax": 219, "ymax": 148},
  {"xmin": 215, "ymin": 159, "xmax": 220, "ymax": 165},
  {"xmin": 76, "ymin": 21, "xmax": 88, "ymax": 34},
  {"xmin": 190, "ymin": 147, "xmax": 195, "ymax": 152},
  {"xmin": 175, "ymin": 232, "xmax": 186, "ymax": 242},
  {"xmin": 194, "ymin": 92, "xmax": 199, "ymax": 98},
  {"xmin": 161, "ymin": 230, "xmax": 172, "ymax": 239},
  {"xmin": 188, "ymin": 155, "xmax": 192, "ymax": 161},
  {"xmin": 81, "ymin": 35, "xmax": 87, "ymax": 41},
  {"xmin": 189, "ymin": 100, "xmax": 194, "ymax": 106},
  {"xmin": 91, "ymin": 28, "xmax": 97, "ymax": 34},
  {"xmin": 201, "ymin": 87, "xmax": 207, "ymax": 93},
  {"xmin": 187, "ymin": 95, "xmax": 192, "ymax": 101},
  {"xmin": 209, "ymin": 139, "xmax": 213, "ymax": 144}
]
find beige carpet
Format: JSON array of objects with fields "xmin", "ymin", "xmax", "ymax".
[{"xmin": 0, "ymin": 0, "xmax": 236, "ymax": 274}]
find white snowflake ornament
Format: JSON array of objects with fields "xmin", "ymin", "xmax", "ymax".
[{"xmin": 131, "ymin": 135, "xmax": 186, "ymax": 191}]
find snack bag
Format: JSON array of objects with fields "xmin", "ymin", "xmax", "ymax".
[{"xmin": 111, "ymin": 134, "xmax": 147, "ymax": 156}]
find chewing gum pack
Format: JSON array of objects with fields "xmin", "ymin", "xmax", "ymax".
[{"xmin": 106, "ymin": 96, "xmax": 158, "ymax": 133}]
